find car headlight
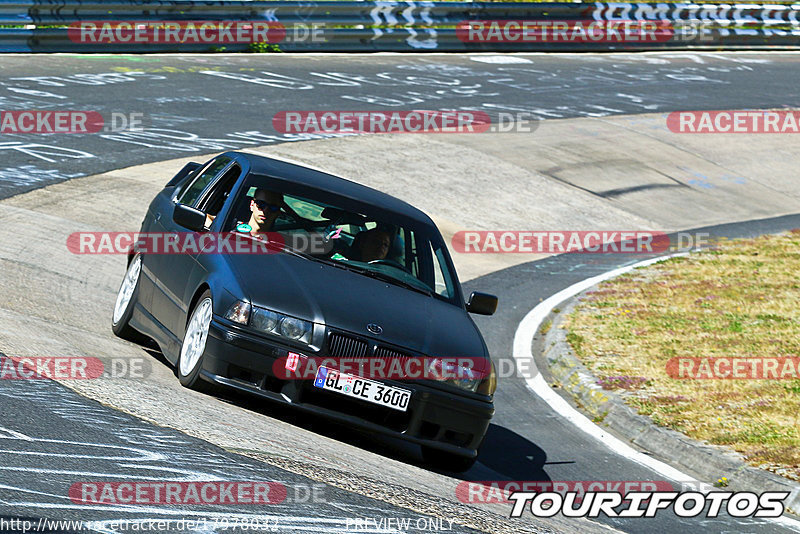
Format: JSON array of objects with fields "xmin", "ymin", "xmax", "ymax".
[
  {"xmin": 279, "ymin": 316, "xmax": 309, "ymax": 340},
  {"xmin": 426, "ymin": 357, "xmax": 484, "ymax": 393},
  {"xmin": 253, "ymin": 307, "xmax": 312, "ymax": 344},
  {"xmin": 225, "ymin": 301, "xmax": 313, "ymax": 345},
  {"xmin": 251, "ymin": 307, "xmax": 279, "ymax": 332}
]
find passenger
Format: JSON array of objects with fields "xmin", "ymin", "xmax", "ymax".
[{"xmin": 353, "ymin": 228, "xmax": 392, "ymax": 262}]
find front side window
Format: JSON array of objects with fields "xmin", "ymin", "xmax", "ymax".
[{"xmin": 431, "ymin": 243, "xmax": 455, "ymax": 299}]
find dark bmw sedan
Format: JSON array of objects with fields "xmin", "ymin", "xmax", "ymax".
[{"xmin": 112, "ymin": 151, "xmax": 498, "ymax": 471}]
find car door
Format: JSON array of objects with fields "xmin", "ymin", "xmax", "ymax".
[{"xmin": 148, "ymin": 156, "xmax": 234, "ymax": 337}]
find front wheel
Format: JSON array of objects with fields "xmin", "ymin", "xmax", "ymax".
[
  {"xmin": 421, "ymin": 446, "xmax": 477, "ymax": 473},
  {"xmin": 111, "ymin": 254, "xmax": 147, "ymax": 343},
  {"xmin": 178, "ymin": 290, "xmax": 214, "ymax": 391}
]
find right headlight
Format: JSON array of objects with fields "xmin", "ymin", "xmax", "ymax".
[
  {"xmin": 279, "ymin": 316, "xmax": 310, "ymax": 340},
  {"xmin": 225, "ymin": 301, "xmax": 313, "ymax": 345},
  {"xmin": 427, "ymin": 357, "xmax": 485, "ymax": 393}
]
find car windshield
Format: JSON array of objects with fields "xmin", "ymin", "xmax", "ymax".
[{"xmin": 225, "ymin": 180, "xmax": 459, "ymax": 304}]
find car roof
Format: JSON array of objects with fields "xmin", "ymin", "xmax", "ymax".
[{"xmin": 226, "ymin": 151, "xmax": 435, "ymax": 226}]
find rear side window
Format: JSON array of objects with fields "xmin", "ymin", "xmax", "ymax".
[{"xmin": 178, "ymin": 157, "xmax": 231, "ymax": 206}]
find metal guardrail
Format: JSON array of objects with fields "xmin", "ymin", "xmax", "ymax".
[{"xmin": 1, "ymin": 1, "xmax": 799, "ymax": 52}]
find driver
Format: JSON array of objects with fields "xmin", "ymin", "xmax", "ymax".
[
  {"xmin": 206, "ymin": 188, "xmax": 284, "ymax": 235},
  {"xmin": 244, "ymin": 189, "xmax": 283, "ymax": 235},
  {"xmin": 353, "ymin": 228, "xmax": 391, "ymax": 262}
]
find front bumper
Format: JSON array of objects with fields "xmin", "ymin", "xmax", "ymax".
[{"xmin": 201, "ymin": 319, "xmax": 494, "ymax": 457}]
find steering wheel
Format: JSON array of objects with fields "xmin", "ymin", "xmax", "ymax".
[{"xmin": 368, "ymin": 259, "xmax": 411, "ymax": 273}]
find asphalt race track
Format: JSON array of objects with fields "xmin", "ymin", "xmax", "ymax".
[
  {"xmin": 1, "ymin": 52, "xmax": 799, "ymax": 534},
  {"xmin": 0, "ymin": 376, "xmax": 487, "ymax": 534},
  {"xmin": 1, "ymin": 52, "xmax": 800, "ymax": 198}
]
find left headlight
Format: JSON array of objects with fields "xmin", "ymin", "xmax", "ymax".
[{"xmin": 225, "ymin": 300, "xmax": 313, "ymax": 345}]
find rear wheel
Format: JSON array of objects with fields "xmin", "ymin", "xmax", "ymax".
[
  {"xmin": 111, "ymin": 254, "xmax": 147, "ymax": 343},
  {"xmin": 421, "ymin": 446, "xmax": 477, "ymax": 473},
  {"xmin": 178, "ymin": 290, "xmax": 214, "ymax": 391}
]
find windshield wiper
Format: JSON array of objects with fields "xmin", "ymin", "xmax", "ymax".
[
  {"xmin": 277, "ymin": 244, "xmax": 338, "ymax": 267},
  {"xmin": 340, "ymin": 264, "xmax": 433, "ymax": 296},
  {"xmin": 285, "ymin": 251, "xmax": 433, "ymax": 296}
]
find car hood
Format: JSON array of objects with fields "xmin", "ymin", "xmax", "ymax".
[{"xmin": 225, "ymin": 253, "xmax": 486, "ymax": 358}]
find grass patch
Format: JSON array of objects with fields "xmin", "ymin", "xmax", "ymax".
[
  {"xmin": 566, "ymin": 332, "xmax": 585, "ymax": 356},
  {"xmin": 540, "ymin": 319, "xmax": 552, "ymax": 335},
  {"xmin": 592, "ymin": 411, "xmax": 609, "ymax": 424},
  {"xmin": 565, "ymin": 230, "xmax": 800, "ymax": 481}
]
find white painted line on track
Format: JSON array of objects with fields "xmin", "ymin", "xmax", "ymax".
[
  {"xmin": 511, "ymin": 253, "xmax": 800, "ymax": 531},
  {"xmin": 469, "ymin": 56, "xmax": 532, "ymax": 64}
]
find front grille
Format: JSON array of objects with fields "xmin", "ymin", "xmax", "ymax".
[
  {"xmin": 328, "ymin": 332, "xmax": 369, "ymax": 359},
  {"xmin": 374, "ymin": 345, "xmax": 413, "ymax": 370},
  {"xmin": 327, "ymin": 331, "xmax": 420, "ymax": 380}
]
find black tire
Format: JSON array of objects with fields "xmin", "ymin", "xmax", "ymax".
[
  {"xmin": 421, "ymin": 446, "xmax": 477, "ymax": 473},
  {"xmin": 177, "ymin": 290, "xmax": 215, "ymax": 392},
  {"xmin": 111, "ymin": 254, "xmax": 148, "ymax": 344}
]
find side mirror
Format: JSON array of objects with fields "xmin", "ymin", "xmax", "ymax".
[
  {"xmin": 173, "ymin": 203, "xmax": 206, "ymax": 232},
  {"xmin": 466, "ymin": 291, "xmax": 498, "ymax": 316},
  {"xmin": 166, "ymin": 162, "xmax": 202, "ymax": 188}
]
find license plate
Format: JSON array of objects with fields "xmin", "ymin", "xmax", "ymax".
[{"xmin": 313, "ymin": 366, "xmax": 411, "ymax": 412}]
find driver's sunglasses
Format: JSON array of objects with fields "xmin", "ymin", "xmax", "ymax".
[{"xmin": 253, "ymin": 199, "xmax": 281, "ymax": 212}]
